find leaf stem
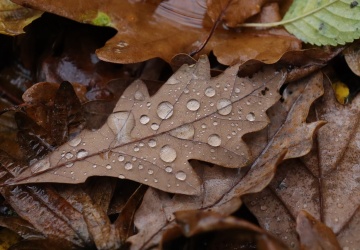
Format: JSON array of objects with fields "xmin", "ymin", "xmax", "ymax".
[{"xmin": 238, "ymin": 0, "xmax": 338, "ymax": 28}]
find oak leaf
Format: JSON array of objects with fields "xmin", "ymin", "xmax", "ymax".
[
  {"xmin": 126, "ymin": 71, "xmax": 324, "ymax": 249},
  {"xmin": 12, "ymin": 0, "xmax": 301, "ymax": 65},
  {"xmin": 12, "ymin": 56, "xmax": 283, "ymax": 195},
  {"xmin": 243, "ymin": 76, "xmax": 360, "ymax": 249}
]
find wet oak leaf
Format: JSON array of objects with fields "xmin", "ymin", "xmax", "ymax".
[
  {"xmin": 126, "ymin": 71, "xmax": 324, "ymax": 250},
  {"xmin": 0, "ymin": 0, "xmax": 42, "ymax": 35},
  {"xmin": 11, "ymin": 56, "xmax": 283, "ymax": 195},
  {"xmin": 12, "ymin": 0, "xmax": 301, "ymax": 65},
  {"xmin": 243, "ymin": 76, "xmax": 360, "ymax": 249}
]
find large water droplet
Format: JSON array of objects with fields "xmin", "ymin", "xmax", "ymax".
[
  {"xmin": 208, "ymin": 134, "xmax": 222, "ymax": 147},
  {"xmin": 205, "ymin": 87, "xmax": 216, "ymax": 97},
  {"xmin": 140, "ymin": 115, "xmax": 150, "ymax": 125},
  {"xmin": 165, "ymin": 166, "xmax": 173, "ymax": 173},
  {"xmin": 169, "ymin": 124, "xmax": 194, "ymax": 139},
  {"xmin": 76, "ymin": 149, "xmax": 88, "ymax": 159},
  {"xmin": 175, "ymin": 171, "xmax": 187, "ymax": 181},
  {"xmin": 186, "ymin": 99, "xmax": 200, "ymax": 111},
  {"xmin": 31, "ymin": 158, "xmax": 50, "ymax": 173},
  {"xmin": 160, "ymin": 145, "xmax": 177, "ymax": 163},
  {"xmin": 65, "ymin": 152, "xmax": 74, "ymax": 159},
  {"xmin": 151, "ymin": 123, "xmax": 159, "ymax": 130},
  {"xmin": 217, "ymin": 98, "xmax": 232, "ymax": 115},
  {"xmin": 246, "ymin": 112, "xmax": 255, "ymax": 121},
  {"xmin": 148, "ymin": 139, "xmax": 157, "ymax": 147},
  {"xmin": 124, "ymin": 162, "xmax": 133, "ymax": 170},
  {"xmin": 157, "ymin": 102, "xmax": 174, "ymax": 120},
  {"xmin": 68, "ymin": 137, "xmax": 82, "ymax": 147},
  {"xmin": 134, "ymin": 91, "xmax": 145, "ymax": 101}
]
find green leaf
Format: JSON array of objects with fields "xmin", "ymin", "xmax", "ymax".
[
  {"xmin": 240, "ymin": 0, "xmax": 360, "ymax": 46},
  {"xmin": 282, "ymin": 0, "xmax": 360, "ymax": 46}
]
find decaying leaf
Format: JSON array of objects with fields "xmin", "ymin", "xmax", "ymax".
[
  {"xmin": 243, "ymin": 76, "xmax": 360, "ymax": 249},
  {"xmin": 126, "ymin": 71, "xmax": 324, "ymax": 249},
  {"xmin": 296, "ymin": 210, "xmax": 341, "ymax": 250},
  {"xmin": 12, "ymin": 56, "xmax": 283, "ymax": 195},
  {"xmin": 344, "ymin": 41, "xmax": 360, "ymax": 77},
  {"xmin": 12, "ymin": 0, "xmax": 301, "ymax": 65},
  {"xmin": 0, "ymin": 0, "xmax": 42, "ymax": 35}
]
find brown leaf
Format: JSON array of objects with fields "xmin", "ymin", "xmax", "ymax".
[
  {"xmin": 12, "ymin": 56, "xmax": 283, "ymax": 195},
  {"xmin": 296, "ymin": 210, "xmax": 341, "ymax": 250},
  {"xmin": 13, "ymin": 0, "xmax": 301, "ymax": 65},
  {"xmin": 344, "ymin": 41, "xmax": 360, "ymax": 77},
  {"xmin": 243, "ymin": 75, "xmax": 360, "ymax": 249},
  {"xmin": 0, "ymin": 0, "xmax": 42, "ymax": 35},
  {"xmin": 0, "ymin": 216, "xmax": 44, "ymax": 240},
  {"xmin": 126, "ymin": 70, "xmax": 323, "ymax": 250},
  {"xmin": 161, "ymin": 210, "xmax": 288, "ymax": 250}
]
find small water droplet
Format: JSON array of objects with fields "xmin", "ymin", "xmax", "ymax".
[
  {"xmin": 134, "ymin": 146, "xmax": 140, "ymax": 152},
  {"xmin": 334, "ymin": 218, "xmax": 339, "ymax": 222},
  {"xmin": 92, "ymin": 164, "xmax": 97, "ymax": 168},
  {"xmin": 117, "ymin": 41, "xmax": 128, "ymax": 47},
  {"xmin": 205, "ymin": 87, "xmax": 216, "ymax": 97},
  {"xmin": 140, "ymin": 115, "xmax": 150, "ymax": 125},
  {"xmin": 235, "ymin": 88, "xmax": 241, "ymax": 93},
  {"xmin": 68, "ymin": 137, "xmax": 82, "ymax": 147},
  {"xmin": 157, "ymin": 101, "xmax": 174, "ymax": 119},
  {"xmin": 151, "ymin": 123, "xmax": 159, "ymax": 130},
  {"xmin": 160, "ymin": 145, "xmax": 177, "ymax": 163},
  {"xmin": 106, "ymin": 164, "xmax": 112, "ymax": 170},
  {"xmin": 118, "ymin": 174, "xmax": 125, "ymax": 179},
  {"xmin": 175, "ymin": 171, "xmax": 187, "ymax": 181},
  {"xmin": 124, "ymin": 162, "xmax": 133, "ymax": 170},
  {"xmin": 134, "ymin": 91, "xmax": 145, "ymax": 101},
  {"xmin": 148, "ymin": 139, "xmax": 157, "ymax": 147},
  {"xmin": 216, "ymin": 98, "xmax": 232, "ymax": 115},
  {"xmin": 208, "ymin": 134, "xmax": 221, "ymax": 147},
  {"xmin": 144, "ymin": 178, "xmax": 148, "ymax": 182},
  {"xmin": 65, "ymin": 152, "xmax": 74, "ymax": 159},
  {"xmin": 118, "ymin": 155, "xmax": 125, "ymax": 162},
  {"xmin": 260, "ymin": 205, "xmax": 267, "ymax": 211},
  {"xmin": 148, "ymin": 169, "xmax": 154, "ymax": 175},
  {"xmin": 154, "ymin": 179, "xmax": 158, "ymax": 183},
  {"xmin": 138, "ymin": 165, "xmax": 144, "ymax": 170},
  {"xmin": 186, "ymin": 99, "xmax": 200, "ymax": 111},
  {"xmin": 183, "ymin": 88, "xmax": 189, "ymax": 93},
  {"xmin": 201, "ymin": 124, "xmax": 207, "ymax": 129},
  {"xmin": 246, "ymin": 112, "xmax": 255, "ymax": 121},
  {"xmin": 169, "ymin": 124, "xmax": 194, "ymax": 139},
  {"xmin": 165, "ymin": 166, "xmax": 173, "ymax": 173},
  {"xmin": 337, "ymin": 203, "xmax": 344, "ymax": 208},
  {"xmin": 66, "ymin": 163, "xmax": 74, "ymax": 168},
  {"xmin": 76, "ymin": 149, "xmax": 88, "ymax": 159}
]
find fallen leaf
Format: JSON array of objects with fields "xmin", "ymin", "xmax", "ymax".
[
  {"xmin": 0, "ymin": 0, "xmax": 42, "ymax": 35},
  {"xmin": 344, "ymin": 41, "xmax": 360, "ymax": 77},
  {"xmin": 126, "ymin": 70, "xmax": 324, "ymax": 250},
  {"xmin": 243, "ymin": 76, "xmax": 360, "ymax": 249},
  {"xmin": 296, "ymin": 210, "xmax": 341, "ymax": 250},
  {"xmin": 12, "ymin": 0, "xmax": 301, "ymax": 65},
  {"xmin": 11, "ymin": 56, "xmax": 283, "ymax": 195},
  {"xmin": 160, "ymin": 210, "xmax": 288, "ymax": 250}
]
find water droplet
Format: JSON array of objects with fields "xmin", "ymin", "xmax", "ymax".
[
  {"xmin": 208, "ymin": 134, "xmax": 222, "ymax": 147},
  {"xmin": 205, "ymin": 87, "xmax": 216, "ymax": 97},
  {"xmin": 134, "ymin": 91, "xmax": 145, "ymax": 101},
  {"xmin": 117, "ymin": 41, "xmax": 128, "ymax": 47},
  {"xmin": 134, "ymin": 146, "xmax": 140, "ymax": 152},
  {"xmin": 68, "ymin": 137, "xmax": 82, "ymax": 147},
  {"xmin": 76, "ymin": 149, "xmax": 88, "ymax": 159},
  {"xmin": 118, "ymin": 174, "xmax": 125, "ymax": 179},
  {"xmin": 144, "ymin": 178, "xmax": 148, "ymax": 182},
  {"xmin": 334, "ymin": 218, "xmax": 339, "ymax": 222},
  {"xmin": 148, "ymin": 139, "xmax": 157, "ymax": 147},
  {"xmin": 175, "ymin": 171, "xmax": 187, "ymax": 181},
  {"xmin": 151, "ymin": 123, "xmax": 159, "ymax": 130},
  {"xmin": 66, "ymin": 163, "xmax": 74, "ymax": 168},
  {"xmin": 106, "ymin": 165, "xmax": 112, "ymax": 170},
  {"xmin": 157, "ymin": 102, "xmax": 174, "ymax": 120},
  {"xmin": 140, "ymin": 115, "xmax": 150, "ymax": 125},
  {"xmin": 154, "ymin": 179, "xmax": 158, "ymax": 183},
  {"xmin": 169, "ymin": 124, "xmax": 194, "ymax": 139},
  {"xmin": 337, "ymin": 203, "xmax": 344, "ymax": 208},
  {"xmin": 124, "ymin": 162, "xmax": 133, "ymax": 170},
  {"xmin": 160, "ymin": 145, "xmax": 177, "ymax": 163},
  {"xmin": 216, "ymin": 98, "xmax": 232, "ymax": 115},
  {"xmin": 148, "ymin": 169, "xmax": 154, "ymax": 175},
  {"xmin": 246, "ymin": 112, "xmax": 255, "ymax": 121},
  {"xmin": 138, "ymin": 165, "xmax": 144, "ymax": 170},
  {"xmin": 235, "ymin": 88, "xmax": 241, "ymax": 93},
  {"xmin": 183, "ymin": 88, "xmax": 189, "ymax": 94},
  {"xmin": 92, "ymin": 164, "xmax": 97, "ymax": 168},
  {"xmin": 65, "ymin": 152, "xmax": 74, "ymax": 159},
  {"xmin": 260, "ymin": 205, "xmax": 267, "ymax": 211},
  {"xmin": 201, "ymin": 124, "xmax": 207, "ymax": 129},
  {"xmin": 165, "ymin": 166, "xmax": 173, "ymax": 173},
  {"xmin": 31, "ymin": 158, "xmax": 50, "ymax": 173},
  {"xmin": 186, "ymin": 99, "xmax": 200, "ymax": 111},
  {"xmin": 118, "ymin": 155, "xmax": 125, "ymax": 162}
]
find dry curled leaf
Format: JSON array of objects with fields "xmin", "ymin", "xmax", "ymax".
[
  {"xmin": 13, "ymin": 0, "xmax": 301, "ymax": 65},
  {"xmin": 243, "ymin": 76, "xmax": 360, "ymax": 249},
  {"xmin": 126, "ymin": 70, "xmax": 323, "ymax": 250},
  {"xmin": 344, "ymin": 41, "xmax": 360, "ymax": 77},
  {"xmin": 12, "ymin": 56, "xmax": 282, "ymax": 195}
]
